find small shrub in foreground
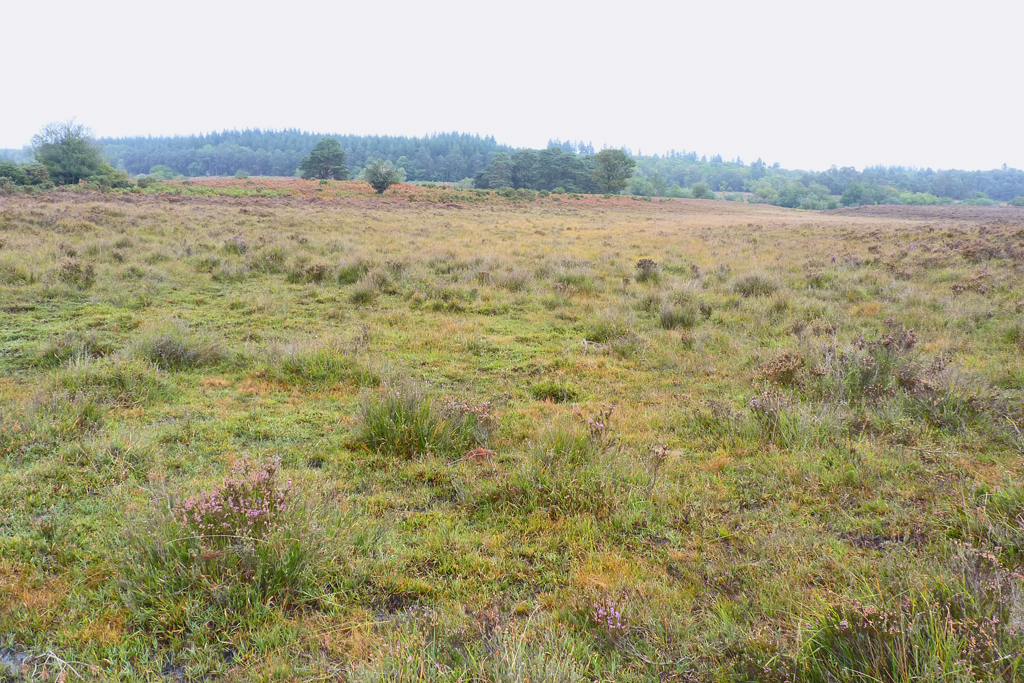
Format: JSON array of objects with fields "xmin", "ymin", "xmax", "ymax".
[
  {"xmin": 802, "ymin": 565, "xmax": 1024, "ymax": 683},
  {"xmin": 634, "ymin": 258, "xmax": 660, "ymax": 283},
  {"xmin": 174, "ymin": 456, "xmax": 291, "ymax": 543},
  {"xmin": 56, "ymin": 258, "xmax": 96, "ymax": 289}
]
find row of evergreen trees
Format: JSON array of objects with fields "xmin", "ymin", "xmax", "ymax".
[{"xmin": 98, "ymin": 130, "xmax": 511, "ymax": 182}]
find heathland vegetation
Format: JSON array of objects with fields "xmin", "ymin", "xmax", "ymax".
[{"xmin": 1, "ymin": 173, "xmax": 1022, "ymax": 680}]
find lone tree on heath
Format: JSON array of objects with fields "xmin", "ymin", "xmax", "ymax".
[
  {"xmin": 299, "ymin": 138, "xmax": 349, "ymax": 180},
  {"xmin": 362, "ymin": 158, "xmax": 404, "ymax": 194},
  {"xmin": 591, "ymin": 149, "xmax": 636, "ymax": 194},
  {"xmin": 31, "ymin": 120, "xmax": 107, "ymax": 185}
]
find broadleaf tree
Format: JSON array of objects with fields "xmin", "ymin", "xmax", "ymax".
[
  {"xmin": 362, "ymin": 158, "xmax": 404, "ymax": 194},
  {"xmin": 31, "ymin": 120, "xmax": 107, "ymax": 185},
  {"xmin": 591, "ymin": 149, "xmax": 636, "ymax": 194}
]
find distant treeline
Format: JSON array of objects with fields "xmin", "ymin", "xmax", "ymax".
[
  {"xmin": 629, "ymin": 154, "xmax": 1024, "ymax": 206},
  {"xmin": 98, "ymin": 129, "xmax": 514, "ymax": 182},
  {"xmin": 4, "ymin": 128, "xmax": 1023, "ymax": 205},
  {"xmin": 472, "ymin": 146, "xmax": 603, "ymax": 194}
]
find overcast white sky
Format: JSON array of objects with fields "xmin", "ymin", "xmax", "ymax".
[{"xmin": 2, "ymin": 0, "xmax": 1021, "ymax": 171}]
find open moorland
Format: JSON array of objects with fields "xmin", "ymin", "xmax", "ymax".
[{"xmin": 1, "ymin": 181, "xmax": 1023, "ymax": 682}]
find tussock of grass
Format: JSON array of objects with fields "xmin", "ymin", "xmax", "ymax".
[
  {"xmin": 337, "ymin": 256, "xmax": 371, "ymax": 284},
  {"xmin": 584, "ymin": 308, "xmax": 636, "ymax": 343},
  {"xmin": 658, "ymin": 303, "xmax": 700, "ymax": 329},
  {"xmin": 263, "ymin": 341, "xmax": 379, "ymax": 388},
  {"xmin": 54, "ymin": 358, "xmax": 177, "ymax": 407},
  {"xmin": 246, "ymin": 245, "xmax": 288, "ymax": 274},
  {"xmin": 354, "ymin": 387, "xmax": 491, "ymax": 459},
  {"xmin": 120, "ymin": 511, "xmax": 312, "ymax": 644},
  {"xmin": 479, "ymin": 416, "xmax": 653, "ymax": 520},
  {"xmin": 733, "ymin": 272, "xmax": 779, "ymax": 296},
  {"xmin": 531, "ymin": 379, "xmax": 580, "ymax": 403},
  {"xmin": 802, "ymin": 565, "xmax": 1024, "ymax": 683},
  {"xmin": 28, "ymin": 331, "xmax": 115, "ymax": 368},
  {"xmin": 132, "ymin": 325, "xmax": 231, "ymax": 371}
]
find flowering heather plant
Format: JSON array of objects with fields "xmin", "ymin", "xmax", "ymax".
[
  {"xmin": 591, "ymin": 596, "xmax": 628, "ymax": 645},
  {"xmin": 572, "ymin": 402, "xmax": 615, "ymax": 444},
  {"xmin": 174, "ymin": 456, "xmax": 292, "ymax": 542}
]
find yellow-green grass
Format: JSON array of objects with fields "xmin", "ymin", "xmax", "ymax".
[{"xmin": 0, "ymin": 187, "xmax": 1022, "ymax": 681}]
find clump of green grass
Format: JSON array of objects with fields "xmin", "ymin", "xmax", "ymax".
[
  {"xmin": 132, "ymin": 325, "xmax": 230, "ymax": 371},
  {"xmin": 29, "ymin": 331, "xmax": 115, "ymax": 368},
  {"xmin": 211, "ymin": 263, "xmax": 247, "ymax": 283},
  {"xmin": 801, "ymin": 561, "xmax": 1024, "ymax": 683},
  {"xmin": 264, "ymin": 341, "xmax": 378, "ymax": 388},
  {"xmin": 531, "ymin": 379, "xmax": 580, "ymax": 403},
  {"xmin": 659, "ymin": 303, "xmax": 700, "ymax": 330},
  {"xmin": 0, "ymin": 257, "xmax": 34, "ymax": 284},
  {"xmin": 355, "ymin": 387, "xmax": 494, "ymax": 459},
  {"xmin": 55, "ymin": 258, "xmax": 96, "ymax": 289},
  {"xmin": 246, "ymin": 245, "xmax": 288, "ymax": 274},
  {"xmin": 120, "ymin": 491, "xmax": 313, "ymax": 648},
  {"xmin": 494, "ymin": 269, "xmax": 531, "ymax": 292},
  {"xmin": 584, "ymin": 308, "xmax": 636, "ymax": 343},
  {"xmin": 349, "ymin": 286, "xmax": 376, "ymax": 305},
  {"xmin": 733, "ymin": 273, "xmax": 779, "ymax": 297},
  {"xmin": 220, "ymin": 233, "xmax": 248, "ymax": 255},
  {"xmin": 490, "ymin": 409, "xmax": 647, "ymax": 519},
  {"xmin": 356, "ymin": 267, "xmax": 396, "ymax": 295},
  {"xmin": 55, "ymin": 358, "xmax": 177, "ymax": 407}
]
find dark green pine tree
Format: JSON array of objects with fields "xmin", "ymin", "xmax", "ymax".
[{"xmin": 299, "ymin": 138, "xmax": 349, "ymax": 180}]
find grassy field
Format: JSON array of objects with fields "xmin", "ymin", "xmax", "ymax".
[{"xmin": 1, "ymin": 181, "xmax": 1022, "ymax": 682}]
